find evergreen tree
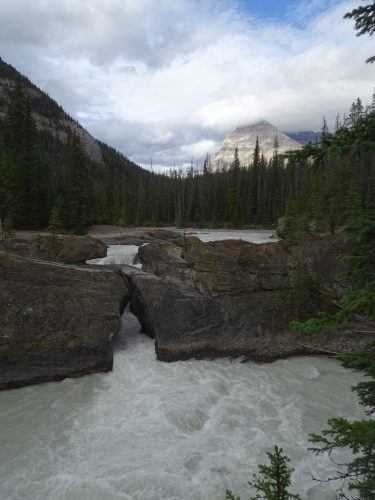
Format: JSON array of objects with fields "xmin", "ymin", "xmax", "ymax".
[
  {"xmin": 321, "ymin": 115, "xmax": 330, "ymax": 145},
  {"xmin": 3, "ymin": 79, "xmax": 48, "ymax": 228},
  {"xmin": 344, "ymin": 1, "xmax": 375, "ymax": 63},
  {"xmin": 335, "ymin": 113, "xmax": 342, "ymax": 132},
  {"xmin": 229, "ymin": 147, "xmax": 240, "ymax": 226},
  {"xmin": 349, "ymin": 98, "xmax": 365, "ymax": 126},
  {"xmin": 0, "ymin": 154, "xmax": 20, "ymax": 224},
  {"xmin": 3, "ymin": 214, "xmax": 14, "ymax": 239},
  {"xmin": 250, "ymin": 136, "xmax": 261, "ymax": 221},
  {"xmin": 65, "ymin": 131, "xmax": 90, "ymax": 233},
  {"xmin": 226, "ymin": 446, "xmax": 301, "ymax": 500},
  {"xmin": 309, "ymin": 343, "xmax": 375, "ymax": 499},
  {"xmin": 309, "ymin": 171, "xmax": 325, "ymax": 232},
  {"xmin": 283, "ymin": 193, "xmax": 298, "ymax": 245},
  {"xmin": 47, "ymin": 205, "xmax": 63, "ymax": 246}
]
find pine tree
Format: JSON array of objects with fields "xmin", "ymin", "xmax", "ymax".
[
  {"xmin": 65, "ymin": 131, "xmax": 90, "ymax": 233},
  {"xmin": 344, "ymin": 0, "xmax": 375, "ymax": 63},
  {"xmin": 321, "ymin": 115, "xmax": 330, "ymax": 145},
  {"xmin": 349, "ymin": 98, "xmax": 365, "ymax": 126},
  {"xmin": 283, "ymin": 193, "xmax": 298, "ymax": 245},
  {"xmin": 21, "ymin": 98, "xmax": 44, "ymax": 227},
  {"xmin": 250, "ymin": 136, "xmax": 261, "ymax": 221},
  {"xmin": 229, "ymin": 147, "xmax": 240, "ymax": 227},
  {"xmin": 226, "ymin": 446, "xmax": 301, "ymax": 500},
  {"xmin": 0, "ymin": 154, "xmax": 20, "ymax": 224},
  {"xmin": 3, "ymin": 79, "xmax": 48, "ymax": 228},
  {"xmin": 3, "ymin": 214, "xmax": 14, "ymax": 239},
  {"xmin": 335, "ymin": 113, "xmax": 342, "ymax": 132},
  {"xmin": 309, "ymin": 343, "xmax": 375, "ymax": 499},
  {"xmin": 47, "ymin": 205, "xmax": 63, "ymax": 246}
]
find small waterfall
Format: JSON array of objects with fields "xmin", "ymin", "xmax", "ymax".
[{"xmin": 87, "ymin": 244, "xmax": 142, "ymax": 267}]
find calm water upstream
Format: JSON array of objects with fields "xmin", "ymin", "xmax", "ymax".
[{"xmin": 0, "ymin": 231, "xmax": 365, "ymax": 500}]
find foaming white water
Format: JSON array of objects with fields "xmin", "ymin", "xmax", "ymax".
[
  {"xmin": 179, "ymin": 229, "xmax": 276, "ymax": 244},
  {"xmin": 87, "ymin": 245, "xmax": 142, "ymax": 267},
  {"xmin": 0, "ymin": 230, "xmax": 363, "ymax": 499},
  {"xmin": 87, "ymin": 229, "xmax": 275, "ymax": 268},
  {"xmin": 0, "ymin": 311, "xmax": 366, "ymax": 500}
]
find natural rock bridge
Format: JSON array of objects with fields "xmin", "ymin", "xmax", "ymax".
[{"xmin": 1, "ymin": 234, "xmax": 373, "ymax": 390}]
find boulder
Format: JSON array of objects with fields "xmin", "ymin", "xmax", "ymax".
[
  {"xmin": 121, "ymin": 265, "xmax": 371, "ymax": 362},
  {"xmin": 128, "ymin": 234, "xmax": 373, "ymax": 361},
  {"xmin": 0, "ymin": 252, "xmax": 128, "ymax": 390},
  {"xmin": 139, "ymin": 234, "xmax": 349, "ymax": 295},
  {"xmin": 138, "ymin": 240, "xmax": 193, "ymax": 284},
  {"xmin": 0, "ymin": 235, "xmax": 107, "ymax": 263}
]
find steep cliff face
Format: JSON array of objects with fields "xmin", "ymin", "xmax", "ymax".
[{"xmin": 211, "ymin": 120, "xmax": 302, "ymax": 168}]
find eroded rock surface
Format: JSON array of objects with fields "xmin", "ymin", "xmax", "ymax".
[
  {"xmin": 0, "ymin": 252, "xmax": 128, "ymax": 390},
  {"xmin": 139, "ymin": 234, "xmax": 349, "ymax": 294},
  {"xmin": 0, "ymin": 235, "xmax": 107, "ymax": 263},
  {"xmin": 89, "ymin": 226, "xmax": 180, "ymax": 246},
  {"xmin": 120, "ymin": 263, "xmax": 372, "ymax": 363},
  {"xmin": 128, "ymin": 234, "xmax": 373, "ymax": 361}
]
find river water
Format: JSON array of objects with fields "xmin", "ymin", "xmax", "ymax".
[{"xmin": 0, "ymin": 231, "xmax": 365, "ymax": 500}]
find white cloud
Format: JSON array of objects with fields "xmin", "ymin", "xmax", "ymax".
[
  {"xmin": 180, "ymin": 139, "xmax": 217, "ymax": 158},
  {"xmin": 0, "ymin": 0, "xmax": 374, "ymax": 168}
]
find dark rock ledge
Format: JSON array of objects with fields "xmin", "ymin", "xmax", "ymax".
[
  {"xmin": 120, "ymin": 234, "xmax": 374, "ymax": 362},
  {"xmin": 0, "ymin": 252, "xmax": 129, "ymax": 390},
  {"xmin": 1, "ymin": 232, "xmax": 374, "ymax": 390},
  {"xmin": 0, "ymin": 234, "xmax": 107, "ymax": 263}
]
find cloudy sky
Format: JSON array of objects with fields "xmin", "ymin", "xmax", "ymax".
[{"xmin": 1, "ymin": 0, "xmax": 374, "ymax": 170}]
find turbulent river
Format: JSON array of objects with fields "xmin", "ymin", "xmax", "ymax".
[{"xmin": 0, "ymin": 230, "xmax": 366, "ymax": 500}]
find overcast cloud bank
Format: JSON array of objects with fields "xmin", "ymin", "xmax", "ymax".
[{"xmin": 0, "ymin": 0, "xmax": 374, "ymax": 170}]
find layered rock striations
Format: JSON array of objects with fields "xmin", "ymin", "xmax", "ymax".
[
  {"xmin": 0, "ymin": 235, "xmax": 107, "ymax": 263},
  {"xmin": 2, "ymin": 231, "xmax": 373, "ymax": 389},
  {"xmin": 211, "ymin": 120, "xmax": 302, "ymax": 168},
  {"xmin": 87, "ymin": 226, "xmax": 180, "ymax": 246},
  {"xmin": 0, "ymin": 252, "xmax": 128, "ymax": 390},
  {"xmin": 123, "ymin": 235, "xmax": 373, "ymax": 362}
]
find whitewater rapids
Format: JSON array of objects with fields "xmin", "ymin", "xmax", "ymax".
[{"xmin": 0, "ymin": 230, "xmax": 365, "ymax": 499}]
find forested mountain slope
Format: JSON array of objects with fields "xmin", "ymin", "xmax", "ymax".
[
  {"xmin": 0, "ymin": 57, "xmax": 159, "ymax": 231},
  {"xmin": 0, "ymin": 56, "xmax": 374, "ymax": 234}
]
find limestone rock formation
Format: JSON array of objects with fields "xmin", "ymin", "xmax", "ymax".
[
  {"xmin": 0, "ymin": 252, "xmax": 128, "ymax": 390},
  {"xmin": 211, "ymin": 120, "xmax": 302, "ymax": 168},
  {"xmin": 89, "ymin": 227, "xmax": 180, "ymax": 246},
  {"xmin": 139, "ymin": 234, "xmax": 349, "ymax": 295},
  {"xmin": 127, "ymin": 235, "xmax": 372, "ymax": 361},
  {"xmin": 0, "ymin": 235, "xmax": 107, "ymax": 263}
]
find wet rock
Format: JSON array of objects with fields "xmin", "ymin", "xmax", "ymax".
[{"xmin": 0, "ymin": 252, "xmax": 128, "ymax": 390}]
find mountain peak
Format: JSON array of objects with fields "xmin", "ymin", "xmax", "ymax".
[
  {"xmin": 211, "ymin": 120, "xmax": 302, "ymax": 168},
  {"xmin": 235, "ymin": 120, "xmax": 273, "ymax": 131}
]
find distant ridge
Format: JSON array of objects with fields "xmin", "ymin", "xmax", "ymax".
[
  {"xmin": 287, "ymin": 130, "xmax": 321, "ymax": 146},
  {"xmin": 211, "ymin": 120, "xmax": 302, "ymax": 168}
]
